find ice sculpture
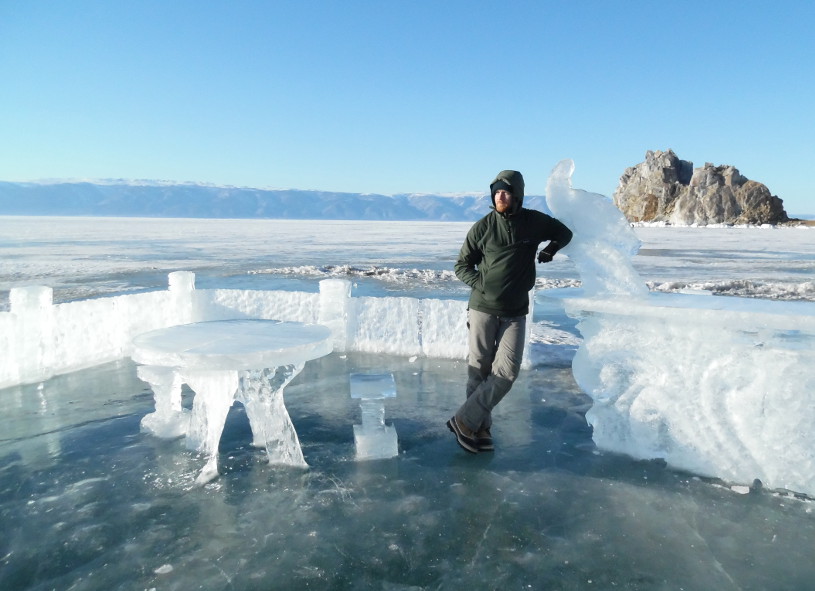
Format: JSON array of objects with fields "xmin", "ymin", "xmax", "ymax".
[
  {"xmin": 350, "ymin": 372, "xmax": 398, "ymax": 460},
  {"xmin": 545, "ymin": 158, "xmax": 648, "ymax": 299},
  {"xmin": 132, "ymin": 319, "xmax": 332, "ymax": 483},
  {"xmin": 544, "ymin": 159, "xmax": 815, "ymax": 495}
]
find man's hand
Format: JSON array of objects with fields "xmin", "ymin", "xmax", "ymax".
[
  {"xmin": 537, "ymin": 250, "xmax": 554, "ymax": 263},
  {"xmin": 537, "ymin": 241, "xmax": 560, "ymax": 264}
]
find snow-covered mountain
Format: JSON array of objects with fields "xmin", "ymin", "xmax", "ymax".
[{"xmin": 0, "ymin": 180, "xmax": 550, "ymax": 221}]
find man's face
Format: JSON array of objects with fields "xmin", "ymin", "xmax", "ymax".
[{"xmin": 494, "ymin": 189, "xmax": 513, "ymax": 213}]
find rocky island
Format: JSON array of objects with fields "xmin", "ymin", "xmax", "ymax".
[{"xmin": 613, "ymin": 150, "xmax": 791, "ymax": 226}]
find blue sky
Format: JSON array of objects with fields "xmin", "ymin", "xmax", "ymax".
[{"xmin": 1, "ymin": 0, "xmax": 813, "ymax": 214}]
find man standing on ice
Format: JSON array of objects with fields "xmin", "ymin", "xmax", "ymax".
[{"xmin": 448, "ymin": 170, "xmax": 572, "ymax": 453}]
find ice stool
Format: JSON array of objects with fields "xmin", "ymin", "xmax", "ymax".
[{"xmin": 349, "ymin": 372, "xmax": 399, "ymax": 460}]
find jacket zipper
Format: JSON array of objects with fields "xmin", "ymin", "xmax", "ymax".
[{"xmin": 505, "ymin": 216, "xmax": 515, "ymax": 244}]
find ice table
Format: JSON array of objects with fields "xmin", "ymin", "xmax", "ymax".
[{"xmin": 132, "ymin": 319, "xmax": 333, "ymax": 483}]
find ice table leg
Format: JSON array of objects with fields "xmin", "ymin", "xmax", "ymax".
[
  {"xmin": 137, "ymin": 365, "xmax": 189, "ymax": 439},
  {"xmin": 237, "ymin": 364, "xmax": 308, "ymax": 468},
  {"xmin": 183, "ymin": 369, "xmax": 240, "ymax": 484}
]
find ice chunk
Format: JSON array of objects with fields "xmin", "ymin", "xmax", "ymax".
[
  {"xmin": 353, "ymin": 420, "xmax": 398, "ymax": 461},
  {"xmin": 418, "ymin": 299, "xmax": 468, "ymax": 359},
  {"xmin": 168, "ymin": 271, "xmax": 196, "ymax": 326}
]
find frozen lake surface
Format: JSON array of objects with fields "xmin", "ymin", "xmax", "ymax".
[
  {"xmin": 1, "ymin": 217, "xmax": 815, "ymax": 589},
  {"xmin": 3, "ymin": 217, "xmax": 814, "ymax": 307}
]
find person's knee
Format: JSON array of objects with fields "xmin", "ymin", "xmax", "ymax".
[
  {"xmin": 492, "ymin": 357, "xmax": 521, "ymax": 383},
  {"xmin": 467, "ymin": 364, "xmax": 488, "ymax": 380},
  {"xmin": 467, "ymin": 354, "xmax": 492, "ymax": 376}
]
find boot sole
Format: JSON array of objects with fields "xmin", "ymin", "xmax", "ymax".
[
  {"xmin": 477, "ymin": 439, "xmax": 494, "ymax": 452},
  {"xmin": 447, "ymin": 417, "xmax": 479, "ymax": 454}
]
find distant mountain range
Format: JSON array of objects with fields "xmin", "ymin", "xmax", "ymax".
[{"xmin": 0, "ymin": 180, "xmax": 551, "ymax": 221}]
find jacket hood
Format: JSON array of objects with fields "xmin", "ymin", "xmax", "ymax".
[{"xmin": 490, "ymin": 170, "xmax": 525, "ymax": 213}]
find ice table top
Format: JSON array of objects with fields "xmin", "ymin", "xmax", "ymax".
[{"xmin": 131, "ymin": 319, "xmax": 333, "ymax": 370}]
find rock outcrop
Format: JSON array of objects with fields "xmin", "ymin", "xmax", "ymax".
[{"xmin": 613, "ymin": 150, "xmax": 788, "ymax": 225}]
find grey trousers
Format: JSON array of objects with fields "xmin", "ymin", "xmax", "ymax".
[{"xmin": 455, "ymin": 309, "xmax": 526, "ymax": 432}]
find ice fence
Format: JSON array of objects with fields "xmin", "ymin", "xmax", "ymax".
[{"xmin": 1, "ymin": 272, "xmax": 536, "ymax": 389}]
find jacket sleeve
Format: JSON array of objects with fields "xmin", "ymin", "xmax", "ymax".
[
  {"xmin": 541, "ymin": 214, "xmax": 573, "ymax": 251},
  {"xmin": 454, "ymin": 226, "xmax": 483, "ymax": 290}
]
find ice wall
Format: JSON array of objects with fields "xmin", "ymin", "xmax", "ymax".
[
  {"xmin": 0, "ymin": 277, "xmax": 188, "ymax": 388},
  {"xmin": 545, "ymin": 159, "xmax": 815, "ymax": 496},
  {"xmin": 0, "ymin": 275, "xmax": 505, "ymax": 389}
]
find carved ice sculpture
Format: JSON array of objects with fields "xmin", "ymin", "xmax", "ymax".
[
  {"xmin": 132, "ymin": 319, "xmax": 332, "ymax": 484},
  {"xmin": 544, "ymin": 159, "xmax": 815, "ymax": 495}
]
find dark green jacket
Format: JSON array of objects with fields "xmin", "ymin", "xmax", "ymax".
[{"xmin": 455, "ymin": 208, "xmax": 573, "ymax": 317}]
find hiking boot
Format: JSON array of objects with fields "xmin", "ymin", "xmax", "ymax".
[
  {"xmin": 476, "ymin": 428, "xmax": 494, "ymax": 452},
  {"xmin": 446, "ymin": 416, "xmax": 478, "ymax": 454}
]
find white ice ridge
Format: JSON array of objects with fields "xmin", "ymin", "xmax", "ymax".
[
  {"xmin": 544, "ymin": 159, "xmax": 815, "ymax": 496},
  {"xmin": 648, "ymin": 279, "xmax": 815, "ymax": 301},
  {"xmin": 249, "ymin": 264, "xmax": 459, "ymax": 284}
]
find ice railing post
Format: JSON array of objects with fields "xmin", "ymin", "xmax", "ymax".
[
  {"xmin": 319, "ymin": 279, "xmax": 352, "ymax": 353},
  {"xmin": 8, "ymin": 285, "xmax": 55, "ymax": 385},
  {"xmin": 168, "ymin": 271, "xmax": 196, "ymax": 325}
]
